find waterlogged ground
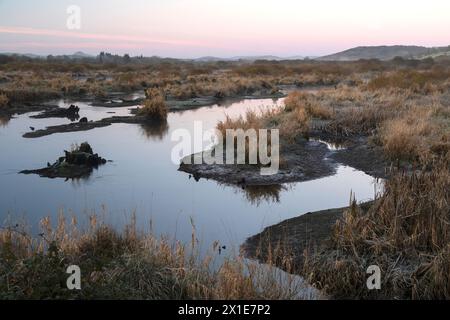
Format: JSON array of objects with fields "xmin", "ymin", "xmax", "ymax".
[{"xmin": 0, "ymin": 96, "xmax": 381, "ymax": 261}]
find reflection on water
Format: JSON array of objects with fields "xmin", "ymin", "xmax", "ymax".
[
  {"xmin": 0, "ymin": 96, "xmax": 380, "ymax": 263},
  {"xmin": 0, "ymin": 115, "xmax": 11, "ymax": 127},
  {"xmin": 66, "ymin": 113, "xmax": 80, "ymax": 122},
  {"xmin": 309, "ymin": 138, "xmax": 345, "ymax": 151},
  {"xmin": 139, "ymin": 120, "xmax": 169, "ymax": 140},
  {"xmin": 239, "ymin": 184, "xmax": 287, "ymax": 206},
  {"xmin": 217, "ymin": 97, "xmax": 282, "ymax": 109}
]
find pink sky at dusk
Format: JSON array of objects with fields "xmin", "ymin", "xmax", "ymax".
[{"xmin": 0, "ymin": 0, "xmax": 449, "ymax": 58}]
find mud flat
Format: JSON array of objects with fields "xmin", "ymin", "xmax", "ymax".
[
  {"xmin": 22, "ymin": 120, "xmax": 112, "ymax": 138},
  {"xmin": 328, "ymin": 137, "xmax": 387, "ymax": 178},
  {"xmin": 179, "ymin": 135, "xmax": 388, "ymax": 186},
  {"xmin": 22, "ymin": 115, "xmax": 168, "ymax": 138},
  {"xmin": 309, "ymin": 131, "xmax": 388, "ymax": 178},
  {"xmin": 179, "ymin": 138, "xmax": 337, "ymax": 185},
  {"xmin": 30, "ymin": 104, "xmax": 81, "ymax": 121},
  {"xmin": 242, "ymin": 202, "xmax": 373, "ymax": 268}
]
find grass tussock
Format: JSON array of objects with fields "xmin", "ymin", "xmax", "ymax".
[
  {"xmin": 380, "ymin": 107, "xmax": 432, "ymax": 162},
  {"xmin": 137, "ymin": 88, "xmax": 168, "ymax": 121},
  {"xmin": 0, "ymin": 214, "xmax": 309, "ymax": 300},
  {"xmin": 216, "ymin": 109, "xmax": 284, "ymax": 165},
  {"xmin": 284, "ymin": 91, "xmax": 333, "ymax": 120},
  {"xmin": 303, "ymin": 159, "xmax": 450, "ymax": 299},
  {"xmin": 367, "ymin": 69, "xmax": 450, "ymax": 94},
  {"xmin": 217, "ymin": 110, "xmax": 266, "ymax": 136}
]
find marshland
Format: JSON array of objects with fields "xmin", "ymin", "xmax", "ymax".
[{"xmin": 0, "ymin": 54, "xmax": 449, "ymax": 300}]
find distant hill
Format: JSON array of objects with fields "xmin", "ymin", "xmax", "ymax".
[
  {"xmin": 194, "ymin": 55, "xmax": 310, "ymax": 62},
  {"xmin": 0, "ymin": 52, "xmax": 43, "ymax": 59},
  {"xmin": 71, "ymin": 51, "xmax": 94, "ymax": 58},
  {"xmin": 0, "ymin": 52, "xmax": 94, "ymax": 60},
  {"xmin": 317, "ymin": 45, "xmax": 450, "ymax": 61}
]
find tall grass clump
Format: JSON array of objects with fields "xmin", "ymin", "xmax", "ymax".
[
  {"xmin": 216, "ymin": 110, "xmax": 282, "ymax": 165},
  {"xmin": 0, "ymin": 213, "xmax": 309, "ymax": 300},
  {"xmin": 217, "ymin": 110, "xmax": 265, "ymax": 137},
  {"xmin": 380, "ymin": 105, "xmax": 449, "ymax": 163},
  {"xmin": 137, "ymin": 88, "xmax": 168, "ymax": 121},
  {"xmin": 303, "ymin": 158, "xmax": 450, "ymax": 299},
  {"xmin": 284, "ymin": 91, "xmax": 333, "ymax": 120},
  {"xmin": 367, "ymin": 70, "xmax": 450, "ymax": 94}
]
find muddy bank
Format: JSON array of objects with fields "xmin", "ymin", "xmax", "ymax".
[
  {"xmin": 242, "ymin": 202, "xmax": 373, "ymax": 268},
  {"xmin": 2, "ymin": 91, "xmax": 287, "ymax": 122},
  {"xmin": 0, "ymin": 103, "xmax": 60, "ymax": 117},
  {"xmin": 309, "ymin": 132, "xmax": 388, "ymax": 179},
  {"xmin": 23, "ymin": 120, "xmax": 112, "ymax": 138},
  {"xmin": 90, "ymin": 97, "xmax": 145, "ymax": 108},
  {"xmin": 179, "ymin": 138, "xmax": 337, "ymax": 185},
  {"xmin": 22, "ymin": 115, "xmax": 166, "ymax": 138},
  {"xmin": 92, "ymin": 93, "xmax": 286, "ymax": 111},
  {"xmin": 328, "ymin": 137, "xmax": 387, "ymax": 178},
  {"xmin": 179, "ymin": 135, "xmax": 388, "ymax": 185},
  {"xmin": 30, "ymin": 104, "xmax": 80, "ymax": 121}
]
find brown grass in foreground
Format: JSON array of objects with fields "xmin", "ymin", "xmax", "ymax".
[
  {"xmin": 303, "ymin": 158, "xmax": 450, "ymax": 299},
  {"xmin": 0, "ymin": 214, "xmax": 310, "ymax": 300}
]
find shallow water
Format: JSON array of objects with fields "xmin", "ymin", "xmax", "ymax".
[{"xmin": 0, "ymin": 97, "xmax": 381, "ymax": 259}]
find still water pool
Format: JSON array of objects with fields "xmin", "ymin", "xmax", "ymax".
[{"xmin": 0, "ymin": 97, "xmax": 380, "ymax": 257}]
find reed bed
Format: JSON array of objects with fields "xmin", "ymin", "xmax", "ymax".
[
  {"xmin": 0, "ymin": 213, "xmax": 311, "ymax": 300},
  {"xmin": 303, "ymin": 158, "xmax": 450, "ymax": 299}
]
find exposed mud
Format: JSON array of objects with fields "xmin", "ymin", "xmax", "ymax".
[
  {"xmin": 22, "ymin": 120, "xmax": 112, "ymax": 138},
  {"xmin": 242, "ymin": 202, "xmax": 373, "ymax": 268},
  {"xmin": 179, "ymin": 135, "xmax": 388, "ymax": 185},
  {"xmin": 30, "ymin": 104, "xmax": 80, "ymax": 121},
  {"xmin": 328, "ymin": 137, "xmax": 387, "ymax": 178},
  {"xmin": 179, "ymin": 138, "xmax": 337, "ymax": 185}
]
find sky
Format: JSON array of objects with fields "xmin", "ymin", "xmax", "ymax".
[{"xmin": 0, "ymin": 0, "xmax": 449, "ymax": 58}]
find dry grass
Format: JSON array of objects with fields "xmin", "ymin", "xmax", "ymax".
[
  {"xmin": 276, "ymin": 85, "xmax": 450, "ymax": 165},
  {"xmin": 137, "ymin": 88, "xmax": 168, "ymax": 121},
  {"xmin": 217, "ymin": 110, "xmax": 266, "ymax": 136},
  {"xmin": 284, "ymin": 91, "xmax": 333, "ymax": 119},
  {"xmin": 163, "ymin": 75, "xmax": 280, "ymax": 100},
  {"xmin": 303, "ymin": 159, "xmax": 450, "ymax": 299},
  {"xmin": 0, "ymin": 213, "xmax": 310, "ymax": 300},
  {"xmin": 216, "ymin": 110, "xmax": 281, "ymax": 165},
  {"xmin": 380, "ymin": 105, "xmax": 450, "ymax": 163},
  {"xmin": 367, "ymin": 69, "xmax": 450, "ymax": 94}
]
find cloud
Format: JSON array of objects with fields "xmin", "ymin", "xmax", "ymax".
[{"xmin": 0, "ymin": 26, "xmax": 221, "ymax": 48}]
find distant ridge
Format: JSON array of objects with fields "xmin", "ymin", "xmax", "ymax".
[
  {"xmin": 2, "ymin": 46, "xmax": 450, "ymax": 62},
  {"xmin": 193, "ymin": 55, "xmax": 311, "ymax": 62},
  {"xmin": 0, "ymin": 51, "xmax": 95, "ymax": 59},
  {"xmin": 317, "ymin": 45, "xmax": 450, "ymax": 61}
]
